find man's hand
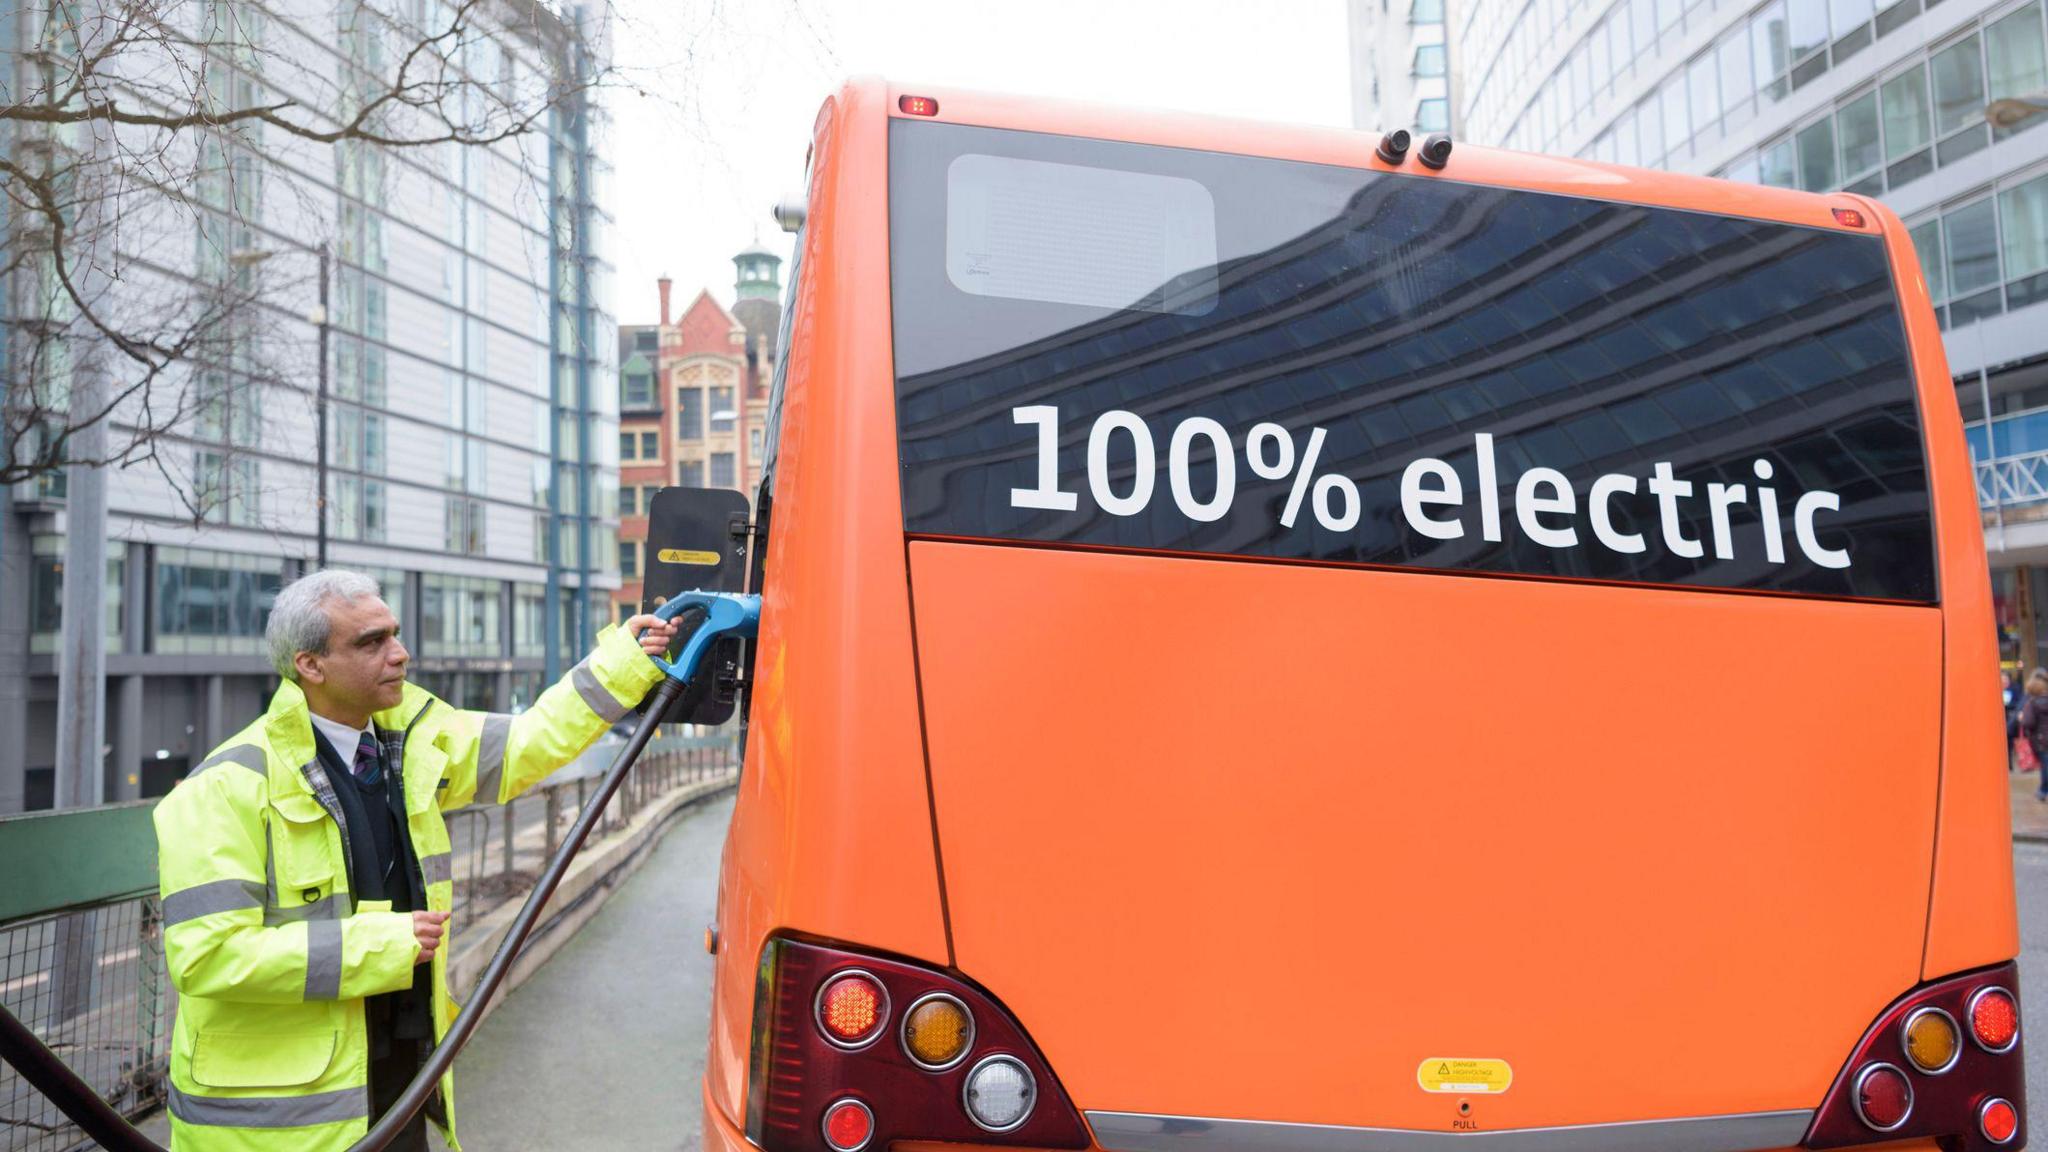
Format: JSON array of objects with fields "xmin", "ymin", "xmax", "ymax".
[
  {"xmin": 626, "ymin": 614, "xmax": 679, "ymax": 659},
  {"xmin": 413, "ymin": 910, "xmax": 450, "ymax": 965}
]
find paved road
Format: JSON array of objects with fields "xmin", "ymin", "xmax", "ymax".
[{"xmin": 451, "ymin": 793, "xmax": 731, "ymax": 1151}]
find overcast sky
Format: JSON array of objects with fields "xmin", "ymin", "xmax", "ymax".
[{"xmin": 603, "ymin": 0, "xmax": 1353, "ymax": 326}]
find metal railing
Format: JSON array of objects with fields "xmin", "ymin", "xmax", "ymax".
[
  {"xmin": 1976, "ymin": 449, "xmax": 2048, "ymax": 510},
  {"xmin": 442, "ymin": 729, "xmax": 739, "ymax": 930},
  {"xmin": 0, "ymin": 899, "xmax": 167, "ymax": 1152},
  {"xmin": 0, "ymin": 726, "xmax": 738, "ymax": 1151}
]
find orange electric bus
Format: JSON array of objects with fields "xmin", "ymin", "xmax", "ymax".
[{"xmin": 694, "ymin": 79, "xmax": 2024, "ymax": 1152}]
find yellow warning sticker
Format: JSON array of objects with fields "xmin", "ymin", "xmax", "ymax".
[
  {"xmin": 1417, "ymin": 1058, "xmax": 1513, "ymax": 1094},
  {"xmin": 657, "ymin": 549, "xmax": 722, "ymax": 566}
]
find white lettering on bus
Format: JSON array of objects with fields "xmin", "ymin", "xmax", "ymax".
[
  {"xmin": 1008, "ymin": 407, "xmax": 1853, "ymax": 571},
  {"xmin": 1400, "ymin": 458, "xmax": 1465, "ymax": 540}
]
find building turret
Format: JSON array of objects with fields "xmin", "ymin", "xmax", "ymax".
[{"xmin": 731, "ymin": 240, "xmax": 784, "ymax": 399}]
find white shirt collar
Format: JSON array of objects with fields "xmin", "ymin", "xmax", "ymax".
[{"xmin": 308, "ymin": 711, "xmax": 374, "ymax": 770}]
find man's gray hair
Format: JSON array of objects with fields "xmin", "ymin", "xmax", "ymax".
[{"xmin": 267, "ymin": 569, "xmax": 383, "ymax": 681}]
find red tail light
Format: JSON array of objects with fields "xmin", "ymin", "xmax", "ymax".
[
  {"xmin": 1970, "ymin": 987, "xmax": 2019, "ymax": 1052},
  {"xmin": 817, "ymin": 971, "xmax": 887, "ymax": 1048},
  {"xmin": 822, "ymin": 1098, "xmax": 873, "ymax": 1152},
  {"xmin": 1982, "ymin": 1098, "xmax": 2020, "ymax": 1145},
  {"xmin": 899, "ymin": 95, "xmax": 939, "ymax": 117},
  {"xmin": 1805, "ymin": 961, "xmax": 2026, "ymax": 1152},
  {"xmin": 745, "ymin": 938, "xmax": 1088, "ymax": 1152}
]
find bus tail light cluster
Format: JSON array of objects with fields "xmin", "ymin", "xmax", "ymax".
[
  {"xmin": 1803, "ymin": 962, "xmax": 2025, "ymax": 1151},
  {"xmin": 744, "ymin": 938, "xmax": 1089, "ymax": 1152}
]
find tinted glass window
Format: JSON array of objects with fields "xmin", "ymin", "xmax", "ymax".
[{"xmin": 890, "ymin": 121, "xmax": 1934, "ymax": 602}]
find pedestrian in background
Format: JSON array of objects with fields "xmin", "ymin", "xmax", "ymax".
[
  {"xmin": 2004, "ymin": 668, "xmax": 2023, "ymax": 770},
  {"xmin": 2021, "ymin": 669, "xmax": 2048, "ymax": 799}
]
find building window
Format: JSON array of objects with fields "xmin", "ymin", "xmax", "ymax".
[
  {"xmin": 679, "ymin": 459, "xmax": 704, "ymax": 488},
  {"xmin": 710, "ymin": 452, "xmax": 735, "ymax": 488},
  {"xmin": 29, "ymin": 536, "xmax": 123, "ymax": 656},
  {"xmin": 749, "ymin": 427, "xmax": 763, "ymax": 460},
  {"xmin": 2002, "ymin": 173, "xmax": 2048, "ymax": 309},
  {"xmin": 1795, "ymin": 116, "xmax": 1836, "ymax": 190},
  {"xmin": 1411, "ymin": 0, "xmax": 1444, "ymax": 23},
  {"xmin": 619, "ymin": 430, "xmax": 635, "ymax": 460},
  {"xmin": 195, "ymin": 449, "xmax": 260, "ymax": 526},
  {"xmin": 1416, "ymin": 98, "xmax": 1449, "ymax": 132},
  {"xmin": 677, "ymin": 387, "xmax": 703, "ymax": 440},
  {"xmin": 622, "ymin": 368, "xmax": 653, "ymax": 409},
  {"xmin": 620, "ymin": 486, "xmax": 638, "ymax": 516},
  {"xmin": 1989, "ymin": 3, "xmax": 2048, "ymax": 140},
  {"xmin": 421, "ymin": 573, "xmax": 503, "ymax": 659},
  {"xmin": 1414, "ymin": 44, "xmax": 1447, "ymax": 77},
  {"xmin": 1945, "ymin": 198, "xmax": 2002, "ymax": 324},
  {"xmin": 620, "ymin": 539, "xmax": 638, "ymax": 579},
  {"xmin": 445, "ymin": 496, "xmax": 485, "ymax": 553},
  {"xmin": 153, "ymin": 546, "xmax": 281, "ymax": 655},
  {"xmin": 709, "ymin": 386, "xmax": 735, "ymax": 433},
  {"xmin": 514, "ymin": 583, "xmax": 547, "ymax": 660},
  {"xmin": 1881, "ymin": 65, "xmax": 1933, "ymax": 185},
  {"xmin": 1835, "ymin": 89, "xmax": 1882, "ymax": 190},
  {"xmin": 1932, "ymin": 34, "xmax": 1989, "ymax": 164},
  {"xmin": 640, "ymin": 430, "xmax": 658, "ymax": 458}
]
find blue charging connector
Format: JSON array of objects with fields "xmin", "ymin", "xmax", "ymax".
[{"xmin": 646, "ymin": 590, "xmax": 761, "ymax": 683}]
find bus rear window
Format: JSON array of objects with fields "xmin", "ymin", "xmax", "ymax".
[{"xmin": 889, "ymin": 121, "xmax": 1936, "ymax": 603}]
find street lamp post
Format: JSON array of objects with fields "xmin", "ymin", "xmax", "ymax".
[{"xmin": 314, "ymin": 242, "xmax": 330, "ymax": 569}]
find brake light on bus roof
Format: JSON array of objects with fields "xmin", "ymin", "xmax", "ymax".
[
  {"xmin": 900, "ymin": 95, "xmax": 939, "ymax": 116},
  {"xmin": 1832, "ymin": 207, "xmax": 1867, "ymax": 228}
]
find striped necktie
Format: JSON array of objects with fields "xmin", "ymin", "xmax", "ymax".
[{"xmin": 352, "ymin": 731, "xmax": 384, "ymax": 786}]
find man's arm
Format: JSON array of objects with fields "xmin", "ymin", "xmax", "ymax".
[
  {"xmin": 154, "ymin": 749, "xmax": 420, "ymax": 1004},
  {"xmin": 438, "ymin": 621, "xmax": 670, "ymax": 810}
]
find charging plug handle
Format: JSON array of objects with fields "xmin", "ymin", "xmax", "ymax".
[{"xmin": 645, "ymin": 590, "xmax": 761, "ymax": 683}]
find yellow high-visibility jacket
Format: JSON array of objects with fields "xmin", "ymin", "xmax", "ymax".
[{"xmin": 152, "ymin": 625, "xmax": 664, "ymax": 1151}]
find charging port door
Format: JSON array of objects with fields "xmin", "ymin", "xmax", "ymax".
[{"xmin": 643, "ymin": 486, "xmax": 752, "ymax": 725}]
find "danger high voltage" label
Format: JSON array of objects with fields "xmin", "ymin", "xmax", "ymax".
[{"xmin": 1416, "ymin": 1057, "xmax": 1513, "ymax": 1094}]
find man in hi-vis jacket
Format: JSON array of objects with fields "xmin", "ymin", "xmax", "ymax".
[{"xmin": 153, "ymin": 570, "xmax": 678, "ymax": 1150}]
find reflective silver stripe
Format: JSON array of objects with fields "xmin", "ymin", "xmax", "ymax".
[
  {"xmin": 191, "ymin": 744, "xmax": 266, "ymax": 779},
  {"xmin": 263, "ymin": 895, "xmax": 342, "ymax": 927},
  {"xmin": 1085, "ymin": 1110, "xmax": 1817, "ymax": 1152},
  {"xmin": 303, "ymin": 920, "xmax": 342, "ymax": 1001},
  {"xmin": 162, "ymin": 879, "xmax": 265, "ymax": 926},
  {"xmin": 263, "ymin": 821, "xmax": 278, "ymax": 908},
  {"xmin": 168, "ymin": 1084, "xmax": 366, "ymax": 1129},
  {"xmin": 420, "ymin": 852, "xmax": 452, "ymax": 886},
  {"xmin": 476, "ymin": 714, "xmax": 513, "ymax": 803},
  {"xmin": 570, "ymin": 660, "xmax": 631, "ymax": 725}
]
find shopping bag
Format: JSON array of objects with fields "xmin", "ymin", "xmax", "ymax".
[{"xmin": 2017, "ymin": 736, "xmax": 2039, "ymax": 773}]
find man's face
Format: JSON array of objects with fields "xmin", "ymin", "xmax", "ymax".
[{"xmin": 297, "ymin": 596, "xmax": 409, "ymax": 714}]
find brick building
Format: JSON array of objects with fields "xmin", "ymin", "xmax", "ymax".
[{"xmin": 613, "ymin": 244, "xmax": 783, "ymax": 622}]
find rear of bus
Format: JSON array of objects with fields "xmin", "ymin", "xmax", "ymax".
[{"xmin": 703, "ymin": 80, "xmax": 2025, "ymax": 1152}]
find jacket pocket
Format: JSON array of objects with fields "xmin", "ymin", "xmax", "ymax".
[
  {"xmin": 189, "ymin": 1028, "xmax": 339, "ymax": 1089},
  {"xmin": 268, "ymin": 793, "xmax": 338, "ymax": 911}
]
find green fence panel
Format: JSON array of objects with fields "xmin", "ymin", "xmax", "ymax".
[{"xmin": 0, "ymin": 800, "xmax": 160, "ymax": 922}]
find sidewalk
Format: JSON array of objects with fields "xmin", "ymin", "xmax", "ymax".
[{"xmin": 2015, "ymin": 769, "xmax": 2048, "ymax": 843}]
